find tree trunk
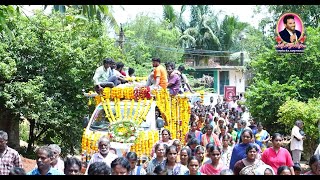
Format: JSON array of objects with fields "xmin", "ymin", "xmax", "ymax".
[
  {"xmin": 27, "ymin": 119, "xmax": 36, "ymax": 153},
  {"xmin": 0, "ymin": 109, "xmax": 20, "ymax": 150}
]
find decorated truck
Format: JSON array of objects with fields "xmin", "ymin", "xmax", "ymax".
[{"xmin": 80, "ymin": 79, "xmax": 201, "ymax": 167}]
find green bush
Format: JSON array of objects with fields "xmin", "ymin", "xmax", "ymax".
[{"xmin": 277, "ymin": 98, "xmax": 320, "ymax": 160}]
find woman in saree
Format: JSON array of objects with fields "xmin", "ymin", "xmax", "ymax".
[
  {"xmin": 150, "ymin": 129, "xmax": 173, "ymax": 158},
  {"xmin": 220, "ymin": 134, "xmax": 234, "ymax": 169},
  {"xmin": 163, "ymin": 145, "xmax": 189, "ymax": 175},
  {"xmin": 229, "ymin": 129, "xmax": 261, "ymax": 171},
  {"xmin": 304, "ymin": 155, "xmax": 320, "ymax": 175},
  {"xmin": 200, "ymin": 124, "xmax": 221, "ymax": 148},
  {"xmin": 233, "ymin": 143, "xmax": 265, "ymax": 175},
  {"xmin": 185, "ymin": 121, "xmax": 202, "ymax": 146},
  {"xmin": 194, "ymin": 145, "xmax": 205, "ymax": 166},
  {"xmin": 199, "ymin": 145, "xmax": 227, "ymax": 175},
  {"xmin": 254, "ymin": 122, "xmax": 270, "ymax": 152},
  {"xmin": 179, "ymin": 147, "xmax": 192, "ymax": 166}
]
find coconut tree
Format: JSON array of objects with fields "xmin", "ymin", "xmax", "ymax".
[
  {"xmin": 162, "ymin": 5, "xmax": 188, "ymax": 33},
  {"xmin": 217, "ymin": 15, "xmax": 249, "ymax": 65},
  {"xmin": 179, "ymin": 5, "xmax": 221, "ymax": 50},
  {"xmin": 45, "ymin": 5, "xmax": 120, "ymax": 31}
]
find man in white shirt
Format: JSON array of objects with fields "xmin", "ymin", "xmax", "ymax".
[
  {"xmin": 228, "ymin": 96, "xmax": 238, "ymax": 110},
  {"xmin": 290, "ymin": 120, "xmax": 305, "ymax": 167},
  {"xmin": 240, "ymin": 105, "xmax": 250, "ymax": 126},
  {"xmin": 48, "ymin": 144, "xmax": 64, "ymax": 173},
  {"xmin": 85, "ymin": 136, "xmax": 118, "ymax": 175},
  {"xmin": 314, "ymin": 143, "xmax": 320, "ymax": 156},
  {"xmin": 177, "ymin": 65, "xmax": 194, "ymax": 93},
  {"xmin": 92, "ymin": 58, "xmax": 119, "ymax": 93}
]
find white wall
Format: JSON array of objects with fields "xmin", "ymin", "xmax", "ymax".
[{"xmin": 229, "ymin": 70, "xmax": 245, "ymax": 95}]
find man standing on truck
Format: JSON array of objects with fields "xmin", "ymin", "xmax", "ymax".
[
  {"xmin": 165, "ymin": 62, "xmax": 181, "ymax": 96},
  {"xmin": 84, "ymin": 136, "xmax": 118, "ymax": 174},
  {"xmin": 171, "ymin": 65, "xmax": 194, "ymax": 94},
  {"xmin": 145, "ymin": 57, "xmax": 168, "ymax": 90}
]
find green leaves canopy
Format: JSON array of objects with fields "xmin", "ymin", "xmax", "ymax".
[
  {"xmin": 245, "ymin": 27, "xmax": 320, "ymax": 135},
  {"xmin": 0, "ymin": 9, "xmax": 124, "ymax": 154}
]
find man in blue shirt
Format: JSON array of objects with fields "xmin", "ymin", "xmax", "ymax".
[{"xmin": 27, "ymin": 146, "xmax": 64, "ymax": 175}]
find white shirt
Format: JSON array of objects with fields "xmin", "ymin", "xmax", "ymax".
[
  {"xmin": 181, "ymin": 73, "xmax": 188, "ymax": 84},
  {"xmin": 314, "ymin": 144, "xmax": 320, "ymax": 156},
  {"xmin": 286, "ymin": 29, "xmax": 298, "ymax": 43},
  {"xmin": 52, "ymin": 158, "xmax": 65, "ymax": 173},
  {"xmin": 166, "ymin": 163, "xmax": 189, "ymax": 175},
  {"xmin": 129, "ymin": 165, "xmax": 147, "ymax": 175},
  {"xmin": 290, "ymin": 125, "xmax": 304, "ymax": 151},
  {"xmin": 241, "ymin": 111, "xmax": 250, "ymax": 127},
  {"xmin": 92, "ymin": 66, "xmax": 113, "ymax": 85},
  {"xmin": 114, "ymin": 69, "xmax": 125, "ymax": 78},
  {"xmin": 85, "ymin": 152, "xmax": 118, "ymax": 174}
]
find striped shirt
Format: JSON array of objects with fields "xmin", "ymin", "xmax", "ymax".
[{"xmin": 0, "ymin": 146, "xmax": 23, "ymax": 175}]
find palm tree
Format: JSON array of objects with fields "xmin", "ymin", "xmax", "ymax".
[
  {"xmin": 217, "ymin": 15, "xmax": 249, "ymax": 65},
  {"xmin": 219, "ymin": 15, "xmax": 249, "ymax": 51},
  {"xmin": 47, "ymin": 5, "xmax": 120, "ymax": 32},
  {"xmin": 162, "ymin": 5, "xmax": 188, "ymax": 33},
  {"xmin": 179, "ymin": 5, "xmax": 220, "ymax": 50}
]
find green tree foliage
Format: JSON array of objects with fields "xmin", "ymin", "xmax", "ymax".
[
  {"xmin": 48, "ymin": 5, "xmax": 120, "ymax": 31},
  {"xmin": 0, "ymin": 9, "xmax": 124, "ymax": 155},
  {"xmin": 218, "ymin": 15, "xmax": 249, "ymax": 52},
  {"xmin": 239, "ymin": 26, "xmax": 274, "ymax": 56},
  {"xmin": 267, "ymin": 5, "xmax": 320, "ymax": 28},
  {"xmin": 180, "ymin": 5, "xmax": 221, "ymax": 50},
  {"xmin": 123, "ymin": 15, "xmax": 183, "ymax": 75},
  {"xmin": 0, "ymin": 43, "xmax": 16, "ymax": 81},
  {"xmin": 254, "ymin": 5, "xmax": 320, "ymax": 36},
  {"xmin": 278, "ymin": 98, "xmax": 320, "ymax": 158},
  {"xmin": 245, "ymin": 78, "xmax": 301, "ymax": 132},
  {"xmin": 278, "ymin": 98, "xmax": 320, "ymax": 140},
  {"xmin": 245, "ymin": 26, "xmax": 320, "ymax": 134},
  {"xmin": 162, "ymin": 5, "xmax": 188, "ymax": 33},
  {"xmin": 0, "ymin": 5, "xmax": 20, "ymax": 38}
]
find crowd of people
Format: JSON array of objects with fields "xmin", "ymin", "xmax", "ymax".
[
  {"xmin": 1, "ymin": 57, "xmax": 319, "ymax": 175},
  {"xmin": 1, "ymin": 95, "xmax": 319, "ymax": 175}
]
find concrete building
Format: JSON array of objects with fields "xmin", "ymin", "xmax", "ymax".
[{"xmin": 184, "ymin": 51, "xmax": 251, "ymax": 96}]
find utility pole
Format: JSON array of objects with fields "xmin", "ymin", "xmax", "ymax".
[
  {"xmin": 240, "ymin": 52, "xmax": 244, "ymax": 66},
  {"xmin": 117, "ymin": 23, "xmax": 125, "ymax": 49}
]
